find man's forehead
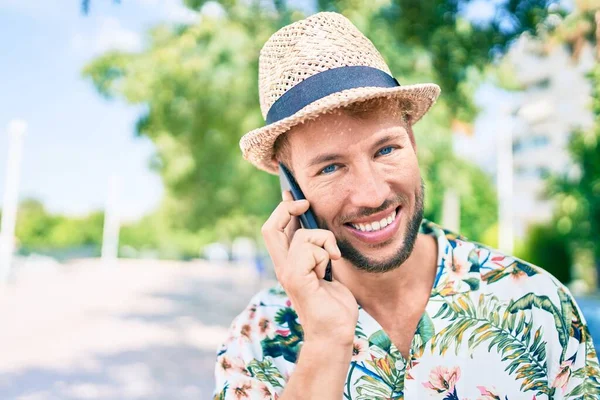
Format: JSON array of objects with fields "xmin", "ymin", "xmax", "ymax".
[
  {"xmin": 291, "ymin": 125, "xmax": 407, "ymax": 167},
  {"xmin": 291, "ymin": 110, "xmax": 405, "ymax": 140},
  {"xmin": 291, "ymin": 120, "xmax": 407, "ymax": 145}
]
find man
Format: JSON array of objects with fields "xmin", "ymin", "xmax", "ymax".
[{"xmin": 213, "ymin": 11, "xmax": 600, "ymax": 399}]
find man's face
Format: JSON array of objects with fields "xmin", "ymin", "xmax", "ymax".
[{"xmin": 286, "ymin": 108, "xmax": 424, "ymax": 273}]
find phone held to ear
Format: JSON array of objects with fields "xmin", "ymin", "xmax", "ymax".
[{"xmin": 279, "ymin": 162, "xmax": 333, "ymax": 282}]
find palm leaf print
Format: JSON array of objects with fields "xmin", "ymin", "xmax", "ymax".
[
  {"xmin": 274, "ymin": 308, "xmax": 303, "ymax": 338},
  {"xmin": 565, "ymin": 327, "xmax": 600, "ymax": 399},
  {"xmin": 431, "ymin": 293, "xmax": 550, "ymax": 396},
  {"xmin": 261, "ymin": 308, "xmax": 304, "ymax": 363},
  {"xmin": 507, "ymin": 293, "xmax": 568, "ymax": 350},
  {"xmin": 355, "ymin": 319, "xmax": 367, "ymax": 339},
  {"xmin": 412, "ymin": 312, "xmax": 435, "ymax": 357},
  {"xmin": 351, "ymin": 332, "xmax": 405, "ymax": 400},
  {"xmin": 268, "ymin": 286, "xmax": 287, "ymax": 296},
  {"xmin": 482, "ymin": 259, "xmax": 538, "ymax": 284},
  {"xmin": 369, "ymin": 329, "xmax": 392, "ymax": 353},
  {"xmin": 567, "ymin": 366, "xmax": 600, "ymax": 399},
  {"xmin": 354, "ymin": 375, "xmax": 395, "ymax": 400},
  {"xmin": 213, "ymin": 386, "xmax": 226, "ymax": 400},
  {"xmin": 246, "ymin": 359, "xmax": 286, "ymax": 388}
]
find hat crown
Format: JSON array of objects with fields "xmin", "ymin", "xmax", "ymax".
[{"xmin": 258, "ymin": 12, "xmax": 392, "ymax": 119}]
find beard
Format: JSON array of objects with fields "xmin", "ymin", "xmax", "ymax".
[{"xmin": 317, "ymin": 179, "xmax": 425, "ymax": 274}]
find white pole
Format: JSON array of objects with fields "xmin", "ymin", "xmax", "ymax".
[
  {"xmin": 101, "ymin": 175, "xmax": 120, "ymax": 264},
  {"xmin": 442, "ymin": 188, "xmax": 460, "ymax": 232},
  {"xmin": 497, "ymin": 123, "xmax": 514, "ymax": 254},
  {"xmin": 0, "ymin": 120, "xmax": 27, "ymax": 283}
]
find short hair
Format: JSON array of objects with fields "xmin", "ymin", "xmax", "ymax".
[{"xmin": 273, "ymin": 97, "xmax": 414, "ymax": 172}]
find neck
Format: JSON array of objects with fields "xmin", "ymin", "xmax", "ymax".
[{"xmin": 333, "ymin": 233, "xmax": 438, "ymax": 314}]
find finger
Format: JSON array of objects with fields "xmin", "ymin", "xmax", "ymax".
[
  {"xmin": 282, "ymin": 190, "xmax": 293, "ymax": 201},
  {"xmin": 288, "ymin": 243, "xmax": 331, "ymax": 277},
  {"xmin": 282, "ymin": 191, "xmax": 301, "ymax": 241},
  {"xmin": 292, "ymin": 229, "xmax": 341, "ymax": 260},
  {"xmin": 313, "ymin": 255, "xmax": 330, "ymax": 280},
  {"xmin": 262, "ymin": 199, "xmax": 310, "ymax": 266},
  {"xmin": 262, "ymin": 199, "xmax": 309, "ymax": 239}
]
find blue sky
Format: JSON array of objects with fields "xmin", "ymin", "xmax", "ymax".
[{"xmin": 0, "ymin": 0, "xmax": 208, "ymax": 221}]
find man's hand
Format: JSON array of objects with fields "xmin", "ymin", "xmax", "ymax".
[{"xmin": 261, "ymin": 191, "xmax": 358, "ymax": 348}]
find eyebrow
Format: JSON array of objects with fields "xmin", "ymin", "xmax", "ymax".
[
  {"xmin": 370, "ymin": 133, "xmax": 401, "ymax": 150},
  {"xmin": 305, "ymin": 132, "xmax": 403, "ymax": 169},
  {"xmin": 306, "ymin": 152, "xmax": 343, "ymax": 169}
]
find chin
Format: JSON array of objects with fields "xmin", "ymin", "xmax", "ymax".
[
  {"xmin": 338, "ymin": 214, "xmax": 422, "ymax": 274},
  {"xmin": 339, "ymin": 239, "xmax": 415, "ymax": 274}
]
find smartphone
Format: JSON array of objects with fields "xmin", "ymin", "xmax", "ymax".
[{"xmin": 279, "ymin": 162, "xmax": 333, "ymax": 281}]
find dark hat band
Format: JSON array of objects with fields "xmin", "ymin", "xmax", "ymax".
[{"xmin": 265, "ymin": 66, "xmax": 400, "ymax": 125}]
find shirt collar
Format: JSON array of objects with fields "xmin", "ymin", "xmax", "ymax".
[{"xmin": 420, "ymin": 219, "xmax": 480, "ymax": 297}]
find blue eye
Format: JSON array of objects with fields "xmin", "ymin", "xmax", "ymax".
[
  {"xmin": 377, "ymin": 146, "xmax": 394, "ymax": 156},
  {"xmin": 321, "ymin": 164, "xmax": 337, "ymax": 174}
]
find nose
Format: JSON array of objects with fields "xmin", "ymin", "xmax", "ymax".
[{"xmin": 346, "ymin": 162, "xmax": 391, "ymax": 210}]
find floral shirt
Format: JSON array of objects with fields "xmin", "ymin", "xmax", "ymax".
[{"xmin": 213, "ymin": 220, "xmax": 600, "ymax": 399}]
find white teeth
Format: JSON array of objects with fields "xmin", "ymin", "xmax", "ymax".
[
  {"xmin": 379, "ymin": 217, "xmax": 388, "ymax": 228},
  {"xmin": 350, "ymin": 209, "xmax": 397, "ymax": 232}
]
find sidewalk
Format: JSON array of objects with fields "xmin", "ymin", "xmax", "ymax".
[{"xmin": 0, "ymin": 259, "xmax": 271, "ymax": 400}]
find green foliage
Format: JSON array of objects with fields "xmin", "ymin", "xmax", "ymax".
[
  {"xmin": 14, "ymin": 199, "xmax": 54, "ymax": 248},
  {"xmin": 14, "ymin": 199, "xmax": 104, "ymax": 251},
  {"xmin": 547, "ymin": 125, "xmax": 600, "ymax": 263},
  {"xmin": 544, "ymin": 7, "xmax": 600, "ymax": 281},
  {"xmin": 81, "ymin": 0, "xmax": 569, "ymax": 251},
  {"xmin": 415, "ymin": 116, "xmax": 498, "ymax": 241},
  {"xmin": 84, "ymin": 9, "xmax": 284, "ymax": 233},
  {"xmin": 119, "ymin": 210, "xmax": 222, "ymax": 259},
  {"xmin": 323, "ymin": 0, "xmax": 560, "ymax": 121},
  {"xmin": 516, "ymin": 222, "xmax": 573, "ymax": 284}
]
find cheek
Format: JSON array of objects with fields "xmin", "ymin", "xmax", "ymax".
[
  {"xmin": 383, "ymin": 154, "xmax": 420, "ymax": 181},
  {"xmin": 305, "ymin": 182, "xmax": 346, "ymax": 223}
]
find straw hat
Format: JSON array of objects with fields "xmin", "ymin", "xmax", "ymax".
[{"xmin": 239, "ymin": 12, "xmax": 441, "ymax": 175}]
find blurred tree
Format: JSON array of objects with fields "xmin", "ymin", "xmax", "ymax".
[
  {"xmin": 49, "ymin": 211, "xmax": 104, "ymax": 248},
  {"xmin": 15, "ymin": 199, "xmax": 59, "ymax": 249},
  {"xmin": 85, "ymin": 8, "xmax": 282, "ymax": 235},
  {"xmin": 83, "ymin": 0, "xmax": 560, "ymax": 248},
  {"xmin": 518, "ymin": 222, "xmax": 573, "ymax": 284},
  {"xmin": 320, "ymin": 0, "xmax": 562, "ymax": 121},
  {"xmin": 544, "ymin": 4, "xmax": 600, "ymax": 281},
  {"xmin": 15, "ymin": 199, "xmax": 104, "ymax": 250}
]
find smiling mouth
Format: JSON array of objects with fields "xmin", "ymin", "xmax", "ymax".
[{"xmin": 344, "ymin": 206, "xmax": 400, "ymax": 232}]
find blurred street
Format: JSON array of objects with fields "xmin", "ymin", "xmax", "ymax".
[{"xmin": 0, "ymin": 260, "xmax": 269, "ymax": 400}]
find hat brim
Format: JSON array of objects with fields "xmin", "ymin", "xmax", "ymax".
[{"xmin": 239, "ymin": 83, "xmax": 441, "ymax": 175}]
